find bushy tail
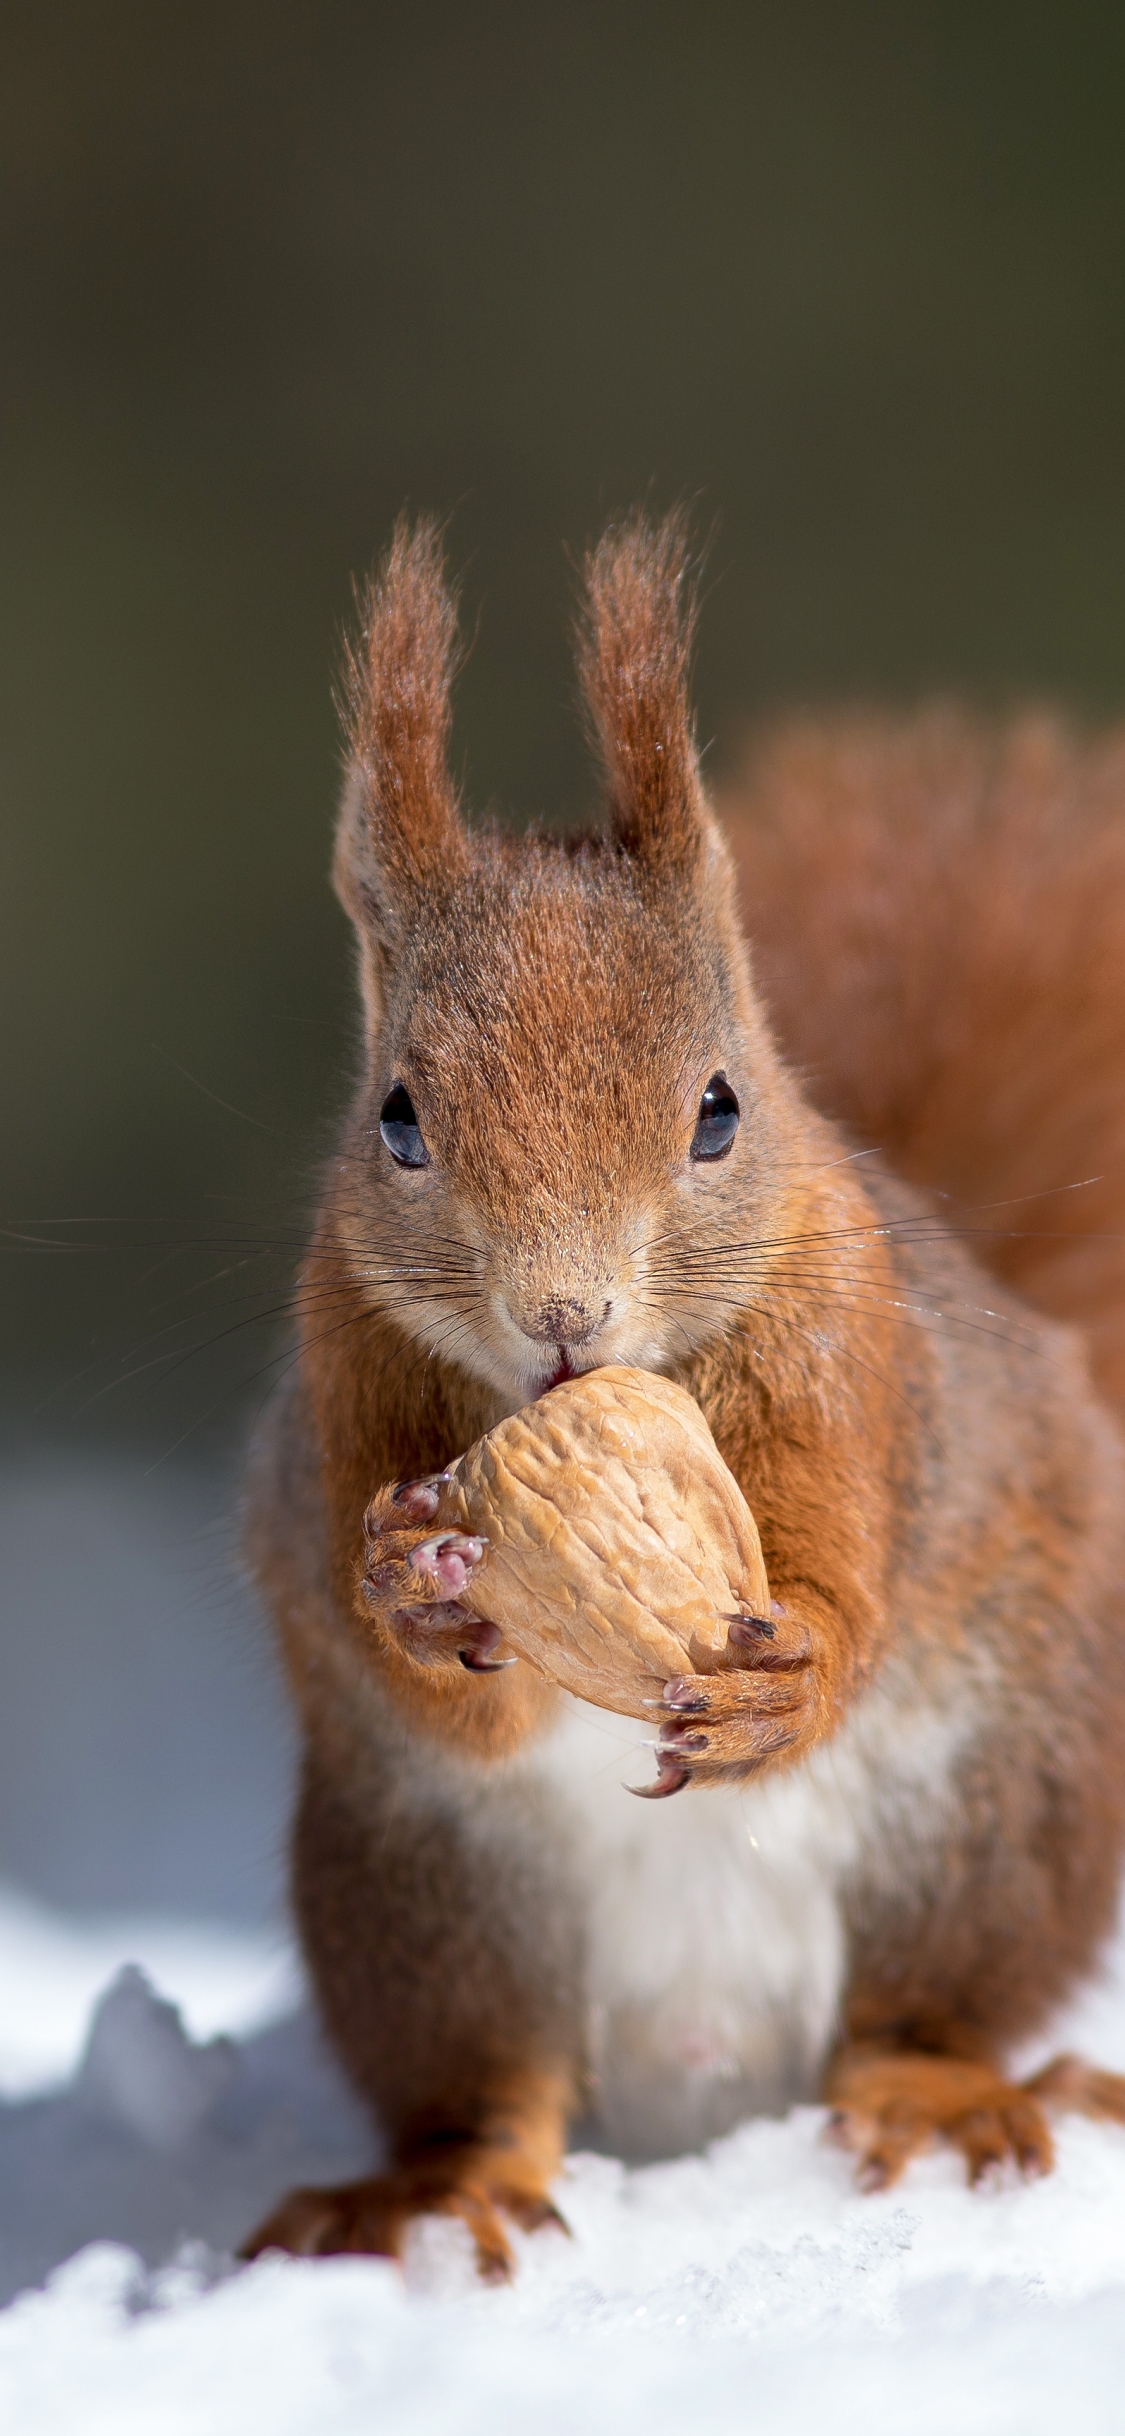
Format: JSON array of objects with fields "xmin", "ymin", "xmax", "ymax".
[{"xmin": 718, "ymin": 709, "xmax": 1125, "ymax": 1412}]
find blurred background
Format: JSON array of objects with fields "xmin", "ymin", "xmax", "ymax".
[{"xmin": 3, "ymin": 2, "xmax": 1125, "ymax": 1959}]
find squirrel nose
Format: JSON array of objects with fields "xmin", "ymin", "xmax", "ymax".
[{"xmin": 514, "ymin": 1296, "xmax": 611, "ymax": 1347}]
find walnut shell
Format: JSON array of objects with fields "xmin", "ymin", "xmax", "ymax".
[{"xmin": 442, "ymin": 1367, "xmax": 770, "ymax": 1718}]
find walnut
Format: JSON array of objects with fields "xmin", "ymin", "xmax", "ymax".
[{"xmin": 417, "ymin": 1368, "xmax": 770, "ymax": 1716}]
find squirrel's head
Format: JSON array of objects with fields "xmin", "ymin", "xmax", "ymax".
[{"xmin": 331, "ymin": 510, "xmax": 799, "ymax": 1408}]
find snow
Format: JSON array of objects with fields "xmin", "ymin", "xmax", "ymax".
[
  {"xmin": 4, "ymin": 1893, "xmax": 1125, "ymax": 2432},
  {"xmin": 0, "ymin": 1884, "xmax": 298, "ymax": 2097}
]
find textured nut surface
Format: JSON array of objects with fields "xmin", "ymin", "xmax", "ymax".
[{"xmin": 436, "ymin": 1368, "xmax": 770, "ymax": 1717}]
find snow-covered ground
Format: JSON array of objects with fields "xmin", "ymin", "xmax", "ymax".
[{"xmin": 3, "ymin": 1888, "xmax": 1125, "ymax": 2433}]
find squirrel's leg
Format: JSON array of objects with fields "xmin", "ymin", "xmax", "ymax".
[
  {"xmin": 638, "ymin": 1386, "xmax": 898, "ymax": 1793},
  {"xmin": 241, "ymin": 2076, "xmax": 569, "ymax": 2280},
  {"xmin": 241, "ymin": 1746, "xmax": 581, "ymax": 2279},
  {"xmin": 823, "ymin": 2042, "xmax": 1125, "ymax": 2189},
  {"xmin": 823, "ymin": 2044, "xmax": 1054, "ymax": 2187}
]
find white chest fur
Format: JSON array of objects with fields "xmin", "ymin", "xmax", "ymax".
[{"xmin": 522, "ymin": 1665, "xmax": 972, "ymax": 2160}]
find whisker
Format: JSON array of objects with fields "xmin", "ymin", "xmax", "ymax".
[
  {"xmin": 643, "ymin": 1260, "xmax": 1043, "ymax": 1346},
  {"xmin": 732, "ymin": 1295, "xmax": 946, "ymax": 1453}
]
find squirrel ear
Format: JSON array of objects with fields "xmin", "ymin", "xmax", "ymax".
[
  {"xmin": 333, "ymin": 515, "xmax": 470, "ymax": 936},
  {"xmin": 577, "ymin": 508, "xmax": 708, "ymax": 874}
]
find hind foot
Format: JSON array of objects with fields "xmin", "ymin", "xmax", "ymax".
[
  {"xmin": 825, "ymin": 2042, "xmax": 1125, "ymax": 2189},
  {"xmin": 240, "ymin": 2149, "xmax": 567, "ymax": 2283},
  {"xmin": 825, "ymin": 2046, "xmax": 1053, "ymax": 2188}
]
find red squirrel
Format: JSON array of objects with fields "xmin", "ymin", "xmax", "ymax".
[{"xmin": 243, "ymin": 511, "xmax": 1125, "ymax": 2276}]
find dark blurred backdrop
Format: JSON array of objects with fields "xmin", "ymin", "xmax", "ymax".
[
  {"xmin": 3, "ymin": 4, "xmax": 1125, "ymax": 1914},
  {"xmin": 5, "ymin": 0, "xmax": 1125, "ymax": 1448}
]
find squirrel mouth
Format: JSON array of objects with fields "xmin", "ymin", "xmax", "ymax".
[{"xmin": 543, "ymin": 1353, "xmax": 576, "ymax": 1392}]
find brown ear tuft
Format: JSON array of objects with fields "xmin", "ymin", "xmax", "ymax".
[
  {"xmin": 577, "ymin": 508, "xmax": 706, "ymax": 872},
  {"xmin": 334, "ymin": 514, "xmax": 469, "ymax": 927}
]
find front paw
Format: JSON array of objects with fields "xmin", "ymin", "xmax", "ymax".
[
  {"xmin": 633, "ymin": 1606, "xmax": 817, "ymax": 1795},
  {"xmin": 360, "ymin": 1483, "xmax": 512, "ymax": 1674}
]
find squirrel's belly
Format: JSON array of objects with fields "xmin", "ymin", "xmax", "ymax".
[
  {"xmin": 525, "ymin": 1700, "xmax": 845, "ymax": 2158},
  {"xmin": 522, "ymin": 1675, "xmax": 975, "ymax": 2163}
]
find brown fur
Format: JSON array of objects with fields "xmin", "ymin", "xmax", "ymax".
[
  {"xmin": 578, "ymin": 506, "xmax": 706, "ymax": 872},
  {"xmin": 243, "ymin": 517, "xmax": 1125, "ymax": 2274},
  {"xmin": 718, "ymin": 711, "xmax": 1125, "ymax": 1408}
]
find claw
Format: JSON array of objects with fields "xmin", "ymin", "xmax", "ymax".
[
  {"xmin": 389, "ymin": 1603, "xmax": 517, "ymax": 1675},
  {"xmin": 507, "ymin": 2194, "xmax": 571, "ymax": 2236},
  {"xmin": 410, "ymin": 1532, "xmax": 486, "ymax": 1565},
  {"xmin": 459, "ymin": 1619, "xmax": 518, "ymax": 1674},
  {"xmin": 388, "ymin": 1479, "xmax": 442, "ymax": 1523},
  {"xmin": 660, "ymin": 1721, "xmax": 708, "ymax": 1753},
  {"xmin": 627, "ymin": 1753, "xmax": 691, "ymax": 1799},
  {"xmin": 662, "ymin": 1676, "xmax": 708, "ymax": 1712},
  {"xmin": 477, "ymin": 2250, "xmax": 515, "ymax": 2287},
  {"xmin": 725, "ymin": 1612, "xmax": 776, "ymax": 1646},
  {"xmin": 365, "ymin": 1480, "xmax": 442, "ymax": 1536},
  {"xmin": 451, "ymin": 1617, "xmax": 514, "ymax": 1674}
]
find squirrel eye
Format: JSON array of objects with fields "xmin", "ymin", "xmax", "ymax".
[
  {"xmin": 691, "ymin": 1073, "xmax": 740, "ymax": 1162},
  {"xmin": 379, "ymin": 1081, "xmax": 429, "ymax": 1168}
]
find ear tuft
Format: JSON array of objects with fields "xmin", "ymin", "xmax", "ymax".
[
  {"xmin": 577, "ymin": 507, "xmax": 706, "ymax": 871},
  {"xmin": 334, "ymin": 514, "xmax": 469, "ymax": 928}
]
